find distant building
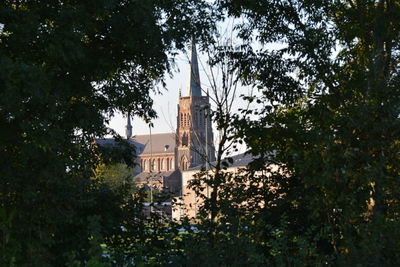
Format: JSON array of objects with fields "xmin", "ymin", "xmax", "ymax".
[
  {"xmin": 98, "ymin": 39, "xmax": 216, "ymax": 217},
  {"xmin": 131, "ymin": 133, "xmax": 181, "ymax": 196},
  {"xmin": 174, "ymin": 153, "xmax": 256, "ymax": 220},
  {"xmin": 132, "ymin": 38, "xmax": 215, "ymax": 194}
]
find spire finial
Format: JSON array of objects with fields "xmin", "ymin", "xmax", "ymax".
[
  {"xmin": 188, "ymin": 37, "xmax": 202, "ymax": 97},
  {"xmin": 125, "ymin": 111, "xmax": 132, "ymax": 139},
  {"xmin": 179, "ymin": 87, "xmax": 182, "ymax": 97}
]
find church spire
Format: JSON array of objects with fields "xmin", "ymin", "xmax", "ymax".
[
  {"xmin": 125, "ymin": 112, "xmax": 132, "ymax": 139},
  {"xmin": 188, "ymin": 37, "xmax": 202, "ymax": 97}
]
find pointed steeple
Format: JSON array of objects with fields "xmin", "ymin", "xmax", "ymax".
[
  {"xmin": 188, "ymin": 38, "xmax": 202, "ymax": 97},
  {"xmin": 125, "ymin": 112, "xmax": 132, "ymax": 139}
]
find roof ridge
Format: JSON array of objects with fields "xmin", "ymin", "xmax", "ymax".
[{"xmin": 133, "ymin": 132, "xmax": 175, "ymax": 137}]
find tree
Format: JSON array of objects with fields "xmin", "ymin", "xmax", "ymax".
[
  {"xmin": 94, "ymin": 162, "xmax": 136, "ymax": 194},
  {"xmin": 170, "ymin": 30, "xmax": 269, "ymax": 266},
  {"xmin": 0, "ymin": 0, "xmax": 217, "ymax": 265},
  {"xmin": 216, "ymin": 0, "xmax": 400, "ymax": 265}
]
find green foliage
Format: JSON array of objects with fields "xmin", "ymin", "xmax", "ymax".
[
  {"xmin": 133, "ymin": 1, "xmax": 400, "ymax": 266},
  {"xmin": 95, "ymin": 162, "xmax": 136, "ymax": 194},
  {"xmin": 0, "ymin": 0, "xmax": 216, "ymax": 265},
  {"xmin": 215, "ymin": 0, "xmax": 400, "ymax": 265},
  {"xmin": 97, "ymin": 137, "xmax": 138, "ymax": 167},
  {"xmin": 2, "ymin": 0, "xmax": 400, "ymax": 265}
]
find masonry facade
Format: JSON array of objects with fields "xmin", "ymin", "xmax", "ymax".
[
  {"xmin": 97, "ymin": 40, "xmax": 216, "ymax": 217},
  {"xmin": 129, "ymin": 39, "xmax": 215, "ymax": 198}
]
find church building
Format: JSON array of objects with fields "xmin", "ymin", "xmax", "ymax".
[{"xmin": 125, "ymin": 39, "xmax": 216, "ymax": 197}]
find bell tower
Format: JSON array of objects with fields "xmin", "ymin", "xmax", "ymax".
[{"xmin": 176, "ymin": 39, "xmax": 215, "ymax": 171}]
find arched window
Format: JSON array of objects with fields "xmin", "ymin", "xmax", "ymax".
[
  {"xmin": 143, "ymin": 159, "xmax": 147, "ymax": 171},
  {"xmin": 157, "ymin": 158, "xmax": 161, "ymax": 171},
  {"xmin": 184, "ymin": 113, "xmax": 187, "ymax": 127},
  {"xmin": 161, "ymin": 159, "xmax": 164, "ymax": 170},
  {"xmin": 170, "ymin": 158, "xmax": 174, "ymax": 170},
  {"xmin": 180, "ymin": 113, "xmax": 184, "ymax": 127},
  {"xmin": 182, "ymin": 132, "xmax": 188, "ymax": 146},
  {"xmin": 181, "ymin": 156, "xmax": 187, "ymax": 170},
  {"xmin": 150, "ymin": 159, "xmax": 153, "ymax": 171},
  {"xmin": 183, "ymin": 113, "xmax": 187, "ymax": 127},
  {"xmin": 166, "ymin": 158, "xmax": 170, "ymax": 171}
]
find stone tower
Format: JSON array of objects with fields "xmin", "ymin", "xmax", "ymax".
[{"xmin": 176, "ymin": 39, "xmax": 215, "ymax": 171}]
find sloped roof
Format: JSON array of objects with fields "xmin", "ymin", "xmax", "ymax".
[
  {"xmin": 96, "ymin": 138, "xmax": 136, "ymax": 147},
  {"xmin": 96, "ymin": 138, "xmax": 140, "ymax": 154},
  {"xmin": 96, "ymin": 132, "xmax": 176, "ymax": 156},
  {"xmin": 187, "ymin": 153, "xmax": 256, "ymax": 171},
  {"xmin": 133, "ymin": 132, "xmax": 176, "ymax": 155}
]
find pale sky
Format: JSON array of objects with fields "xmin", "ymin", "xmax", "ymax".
[
  {"xmin": 108, "ymin": 48, "xmax": 256, "ymax": 135},
  {"xmin": 107, "ymin": 46, "xmax": 255, "ymax": 155},
  {"xmin": 108, "ymin": 18, "xmax": 262, "ymax": 157},
  {"xmin": 107, "ymin": 51, "xmax": 192, "ymax": 136},
  {"xmin": 108, "ymin": 19, "xmax": 248, "ymax": 137}
]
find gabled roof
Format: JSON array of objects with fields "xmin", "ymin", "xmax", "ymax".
[
  {"xmin": 96, "ymin": 138, "xmax": 137, "ymax": 147},
  {"xmin": 186, "ymin": 153, "xmax": 257, "ymax": 171},
  {"xmin": 133, "ymin": 132, "xmax": 176, "ymax": 155},
  {"xmin": 96, "ymin": 132, "xmax": 176, "ymax": 156}
]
